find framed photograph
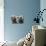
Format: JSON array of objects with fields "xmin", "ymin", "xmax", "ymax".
[{"xmin": 11, "ymin": 16, "xmax": 24, "ymax": 24}]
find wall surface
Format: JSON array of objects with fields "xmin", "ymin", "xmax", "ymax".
[
  {"xmin": 40, "ymin": 0, "xmax": 46, "ymax": 26},
  {"xmin": 0, "ymin": 0, "xmax": 4, "ymax": 42},
  {"xmin": 4, "ymin": 0, "xmax": 40, "ymax": 42}
]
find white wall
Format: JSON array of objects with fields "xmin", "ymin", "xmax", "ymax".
[
  {"xmin": 40, "ymin": 0, "xmax": 46, "ymax": 27},
  {"xmin": 0, "ymin": 0, "xmax": 4, "ymax": 42}
]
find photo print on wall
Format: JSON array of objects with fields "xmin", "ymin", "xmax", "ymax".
[{"xmin": 11, "ymin": 16, "xmax": 24, "ymax": 24}]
